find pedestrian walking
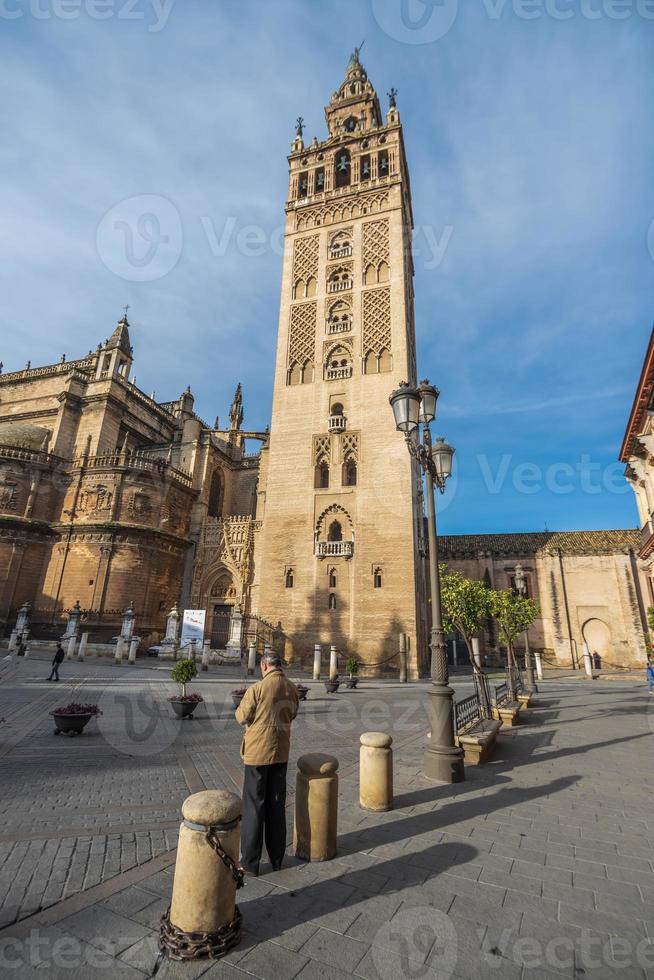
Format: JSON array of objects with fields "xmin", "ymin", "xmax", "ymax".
[
  {"xmin": 235, "ymin": 650, "xmax": 299, "ymax": 876},
  {"xmin": 48, "ymin": 643, "xmax": 65, "ymax": 681},
  {"xmin": 647, "ymin": 659, "xmax": 654, "ymax": 695}
]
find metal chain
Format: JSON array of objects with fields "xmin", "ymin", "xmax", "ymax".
[
  {"xmin": 205, "ymin": 828, "xmax": 245, "ymax": 889},
  {"xmin": 159, "ymin": 905, "xmax": 242, "ymax": 961}
]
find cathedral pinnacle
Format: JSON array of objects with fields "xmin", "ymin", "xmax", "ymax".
[{"xmin": 229, "ymin": 382, "xmax": 244, "ymax": 431}]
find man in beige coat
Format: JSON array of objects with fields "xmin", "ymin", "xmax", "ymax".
[{"xmin": 235, "ymin": 651, "xmax": 299, "ymax": 875}]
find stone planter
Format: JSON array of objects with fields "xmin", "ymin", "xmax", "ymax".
[
  {"xmin": 52, "ymin": 713, "xmax": 93, "ymax": 736},
  {"xmin": 170, "ymin": 699, "xmax": 199, "ymax": 720},
  {"xmin": 346, "ymin": 677, "xmax": 359, "ymax": 689},
  {"xmin": 296, "ymin": 686, "xmax": 309, "ymax": 701},
  {"xmin": 324, "ymin": 680, "xmax": 340, "ymax": 694}
]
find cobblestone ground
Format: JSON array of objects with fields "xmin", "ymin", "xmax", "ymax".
[{"xmin": 0, "ymin": 651, "xmax": 652, "ymax": 979}]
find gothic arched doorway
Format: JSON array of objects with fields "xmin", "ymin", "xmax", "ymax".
[{"xmin": 208, "ymin": 570, "xmax": 237, "ymax": 649}]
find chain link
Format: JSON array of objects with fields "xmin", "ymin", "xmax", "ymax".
[
  {"xmin": 159, "ymin": 905, "xmax": 242, "ymax": 961},
  {"xmin": 205, "ymin": 828, "xmax": 245, "ymax": 889}
]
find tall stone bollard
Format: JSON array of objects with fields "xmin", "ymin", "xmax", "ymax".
[
  {"xmin": 189, "ymin": 639, "xmax": 197, "ymax": 663},
  {"xmin": 247, "ymin": 642, "xmax": 256, "ymax": 676},
  {"xmin": 202, "ymin": 640, "xmax": 210, "ymax": 672},
  {"xmin": 583, "ymin": 643, "xmax": 593, "ymax": 679},
  {"xmin": 294, "ymin": 753, "xmax": 338, "ymax": 862},
  {"xmin": 77, "ymin": 632, "xmax": 88, "ymax": 661},
  {"xmin": 534, "ymin": 650, "xmax": 543, "ymax": 681},
  {"xmin": 329, "ymin": 645, "xmax": 338, "ymax": 681},
  {"xmin": 115, "ymin": 637, "xmax": 125, "ymax": 664},
  {"xmin": 128, "ymin": 638, "xmax": 139, "ymax": 665},
  {"xmin": 359, "ymin": 732, "xmax": 393, "ymax": 812},
  {"xmin": 160, "ymin": 790, "xmax": 243, "ymax": 960},
  {"xmin": 313, "ymin": 644, "xmax": 321, "ymax": 680},
  {"xmin": 399, "ymin": 633, "xmax": 407, "ymax": 684},
  {"xmin": 66, "ymin": 636, "xmax": 77, "ymax": 661}
]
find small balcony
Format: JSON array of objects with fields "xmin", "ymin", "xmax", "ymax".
[
  {"xmin": 328, "ymin": 320, "xmax": 351, "ymax": 335},
  {"xmin": 327, "ymin": 279, "xmax": 352, "ymax": 293},
  {"xmin": 325, "ymin": 366, "xmax": 353, "ymax": 381},
  {"xmin": 315, "ymin": 541, "xmax": 354, "ymax": 559},
  {"xmin": 328, "ymin": 414, "xmax": 346, "ymax": 433},
  {"xmin": 329, "ymin": 245, "xmax": 353, "ymax": 259}
]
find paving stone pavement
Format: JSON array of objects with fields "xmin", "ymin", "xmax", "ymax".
[{"xmin": 0, "ymin": 652, "xmax": 653, "ymax": 978}]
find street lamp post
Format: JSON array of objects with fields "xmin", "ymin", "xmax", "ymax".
[
  {"xmin": 514, "ymin": 564, "xmax": 536, "ymax": 694},
  {"xmin": 389, "ymin": 380, "xmax": 465, "ymax": 784}
]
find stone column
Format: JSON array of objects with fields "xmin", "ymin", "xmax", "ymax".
[
  {"xmin": 159, "ymin": 604, "xmax": 180, "ymax": 660},
  {"xmin": 247, "ymin": 642, "xmax": 257, "ymax": 676},
  {"xmin": 293, "ymin": 753, "xmax": 339, "ymax": 862},
  {"xmin": 128, "ymin": 637, "xmax": 139, "ymax": 665},
  {"xmin": 202, "ymin": 639, "xmax": 210, "ymax": 672},
  {"xmin": 115, "ymin": 637, "xmax": 125, "ymax": 664},
  {"xmin": 399, "ymin": 633, "xmax": 407, "ymax": 684},
  {"xmin": 329, "ymin": 645, "xmax": 338, "ymax": 680},
  {"xmin": 66, "ymin": 635, "xmax": 77, "ymax": 660},
  {"xmin": 9, "ymin": 601, "xmax": 32, "ymax": 651},
  {"xmin": 313, "ymin": 644, "xmax": 321, "ymax": 680},
  {"xmin": 121, "ymin": 602, "xmax": 136, "ymax": 642},
  {"xmin": 583, "ymin": 642, "xmax": 593, "ymax": 678},
  {"xmin": 77, "ymin": 632, "xmax": 89, "ymax": 661},
  {"xmin": 226, "ymin": 606, "xmax": 244, "ymax": 656},
  {"xmin": 189, "ymin": 639, "xmax": 197, "ymax": 662},
  {"xmin": 359, "ymin": 732, "xmax": 393, "ymax": 812},
  {"xmin": 166, "ymin": 790, "xmax": 242, "ymax": 947},
  {"xmin": 63, "ymin": 601, "xmax": 82, "ymax": 643},
  {"xmin": 534, "ymin": 650, "xmax": 543, "ymax": 681}
]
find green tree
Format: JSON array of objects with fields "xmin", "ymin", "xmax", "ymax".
[
  {"xmin": 171, "ymin": 658, "xmax": 197, "ymax": 697},
  {"xmin": 488, "ymin": 589, "xmax": 540, "ymax": 679},
  {"xmin": 440, "ymin": 568, "xmax": 493, "ymax": 716}
]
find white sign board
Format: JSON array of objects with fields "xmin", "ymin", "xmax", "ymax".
[{"xmin": 181, "ymin": 609, "xmax": 206, "ymax": 646}]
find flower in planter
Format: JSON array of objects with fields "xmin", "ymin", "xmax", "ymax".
[
  {"xmin": 231, "ymin": 688, "xmax": 247, "ymax": 697},
  {"xmin": 168, "ymin": 693, "xmax": 203, "ymax": 703},
  {"xmin": 295, "ymin": 684, "xmax": 309, "ymax": 692},
  {"xmin": 50, "ymin": 703, "xmax": 102, "ymax": 716}
]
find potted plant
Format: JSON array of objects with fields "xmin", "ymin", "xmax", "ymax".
[
  {"xmin": 169, "ymin": 659, "xmax": 203, "ymax": 719},
  {"xmin": 232, "ymin": 687, "xmax": 247, "ymax": 709},
  {"xmin": 345, "ymin": 657, "xmax": 359, "ymax": 689},
  {"xmin": 296, "ymin": 683, "xmax": 309, "ymax": 701},
  {"xmin": 51, "ymin": 702, "xmax": 102, "ymax": 737},
  {"xmin": 324, "ymin": 674, "xmax": 340, "ymax": 694}
]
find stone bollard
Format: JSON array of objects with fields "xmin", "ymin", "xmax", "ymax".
[
  {"xmin": 399, "ymin": 633, "xmax": 407, "ymax": 684},
  {"xmin": 128, "ymin": 638, "xmax": 139, "ymax": 665},
  {"xmin": 329, "ymin": 645, "xmax": 338, "ymax": 681},
  {"xmin": 66, "ymin": 636, "xmax": 77, "ymax": 661},
  {"xmin": 534, "ymin": 650, "xmax": 543, "ymax": 681},
  {"xmin": 161, "ymin": 789, "xmax": 243, "ymax": 959},
  {"xmin": 189, "ymin": 639, "xmax": 197, "ymax": 663},
  {"xmin": 294, "ymin": 753, "xmax": 339, "ymax": 862},
  {"xmin": 247, "ymin": 642, "xmax": 256, "ymax": 676},
  {"xmin": 583, "ymin": 643, "xmax": 593, "ymax": 679},
  {"xmin": 202, "ymin": 640, "xmax": 210, "ymax": 672},
  {"xmin": 115, "ymin": 637, "xmax": 125, "ymax": 664},
  {"xmin": 77, "ymin": 632, "xmax": 88, "ymax": 661},
  {"xmin": 359, "ymin": 732, "xmax": 393, "ymax": 812},
  {"xmin": 312, "ymin": 643, "xmax": 321, "ymax": 680}
]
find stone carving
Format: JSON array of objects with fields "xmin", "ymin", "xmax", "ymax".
[
  {"xmin": 127, "ymin": 492, "xmax": 152, "ymax": 519},
  {"xmin": 78, "ymin": 484, "xmax": 112, "ymax": 514},
  {"xmin": 292, "ymin": 235, "xmax": 320, "ymax": 292},
  {"xmin": 0, "ymin": 478, "xmax": 18, "ymax": 511},
  {"xmin": 362, "ymin": 287, "xmax": 391, "ymax": 356},
  {"xmin": 362, "ymin": 218, "xmax": 390, "ymax": 272},
  {"xmin": 296, "ymin": 191, "xmax": 389, "ymax": 231},
  {"xmin": 288, "ymin": 302, "xmax": 317, "ymax": 372}
]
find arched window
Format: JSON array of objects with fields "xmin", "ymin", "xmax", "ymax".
[
  {"xmin": 329, "ymin": 593, "xmax": 337, "ymax": 610},
  {"xmin": 315, "ymin": 461, "xmax": 330, "ymax": 489},
  {"xmin": 378, "ymin": 349, "xmax": 392, "ymax": 373},
  {"xmin": 306, "ymin": 276, "xmax": 317, "ymax": 298},
  {"xmin": 374, "ymin": 568, "xmax": 383, "ymax": 589},
  {"xmin": 285, "ymin": 569, "xmax": 294, "ymax": 589},
  {"xmin": 363, "ymin": 350, "xmax": 378, "ymax": 375},
  {"xmin": 363, "ymin": 263, "xmax": 376, "ymax": 286},
  {"xmin": 378, "ymin": 150, "xmax": 389, "ymax": 176},
  {"xmin": 328, "ymin": 520, "xmax": 342, "ymax": 542},
  {"xmin": 343, "ymin": 458, "xmax": 357, "ymax": 487},
  {"xmin": 207, "ymin": 470, "xmax": 224, "ymax": 517},
  {"xmin": 325, "ymin": 345, "xmax": 352, "ymax": 380},
  {"xmin": 329, "ymin": 569, "xmax": 337, "ymax": 588},
  {"xmin": 360, "ymin": 154, "xmax": 371, "ymax": 181},
  {"xmin": 289, "ymin": 363, "xmax": 302, "ymax": 386},
  {"xmin": 329, "ymin": 232, "xmax": 352, "ymax": 258},
  {"xmin": 302, "ymin": 360, "xmax": 315, "ymax": 383},
  {"xmin": 378, "ymin": 260, "xmax": 390, "ymax": 283},
  {"xmin": 335, "ymin": 149, "xmax": 351, "ymax": 188},
  {"xmin": 327, "ymin": 301, "xmax": 351, "ymax": 334}
]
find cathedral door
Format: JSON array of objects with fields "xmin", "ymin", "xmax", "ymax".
[{"xmin": 211, "ymin": 605, "xmax": 231, "ymax": 649}]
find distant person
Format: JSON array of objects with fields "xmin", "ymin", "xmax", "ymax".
[
  {"xmin": 592, "ymin": 652, "xmax": 602, "ymax": 671},
  {"xmin": 48, "ymin": 643, "xmax": 65, "ymax": 682},
  {"xmin": 647, "ymin": 659, "xmax": 654, "ymax": 695},
  {"xmin": 235, "ymin": 651, "xmax": 299, "ymax": 876}
]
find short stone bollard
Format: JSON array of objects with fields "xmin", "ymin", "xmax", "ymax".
[
  {"xmin": 329, "ymin": 644, "xmax": 338, "ymax": 680},
  {"xmin": 201, "ymin": 640, "xmax": 210, "ymax": 672},
  {"xmin": 128, "ymin": 638, "xmax": 138, "ymax": 665},
  {"xmin": 534, "ymin": 650, "xmax": 543, "ymax": 681},
  {"xmin": 66, "ymin": 636, "xmax": 77, "ymax": 660},
  {"xmin": 114, "ymin": 637, "xmax": 125, "ymax": 664},
  {"xmin": 294, "ymin": 753, "xmax": 338, "ymax": 862},
  {"xmin": 313, "ymin": 643, "xmax": 321, "ymax": 680},
  {"xmin": 399, "ymin": 633, "xmax": 407, "ymax": 684},
  {"xmin": 247, "ymin": 642, "xmax": 256, "ymax": 676},
  {"xmin": 359, "ymin": 732, "xmax": 393, "ymax": 812},
  {"xmin": 160, "ymin": 789, "xmax": 243, "ymax": 960}
]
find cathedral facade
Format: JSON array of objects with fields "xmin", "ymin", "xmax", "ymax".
[{"xmin": 0, "ymin": 55, "xmax": 649, "ymax": 671}]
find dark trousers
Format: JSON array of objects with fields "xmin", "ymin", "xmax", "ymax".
[
  {"xmin": 241, "ymin": 762, "xmax": 287, "ymax": 872},
  {"xmin": 48, "ymin": 664, "xmax": 61, "ymax": 681}
]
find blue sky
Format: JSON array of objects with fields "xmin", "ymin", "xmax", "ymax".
[{"xmin": 1, "ymin": 0, "xmax": 653, "ymax": 534}]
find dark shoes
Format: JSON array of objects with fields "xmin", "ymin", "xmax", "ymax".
[
  {"xmin": 271, "ymin": 863, "xmax": 283, "ymax": 872},
  {"xmin": 240, "ymin": 864, "xmax": 259, "ymax": 878}
]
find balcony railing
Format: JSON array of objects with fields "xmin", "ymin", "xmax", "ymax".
[
  {"xmin": 327, "ymin": 280, "xmax": 352, "ymax": 293},
  {"xmin": 327, "ymin": 321, "xmax": 351, "ymax": 334},
  {"xmin": 325, "ymin": 366, "xmax": 353, "ymax": 381},
  {"xmin": 328, "ymin": 415, "xmax": 346, "ymax": 433},
  {"xmin": 315, "ymin": 541, "xmax": 353, "ymax": 558},
  {"xmin": 329, "ymin": 246, "xmax": 353, "ymax": 259}
]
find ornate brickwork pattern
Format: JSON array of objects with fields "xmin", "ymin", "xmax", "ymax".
[
  {"xmin": 288, "ymin": 303, "xmax": 317, "ymax": 368},
  {"xmin": 296, "ymin": 190, "xmax": 389, "ymax": 231},
  {"xmin": 313, "ymin": 434, "xmax": 331, "ymax": 464},
  {"xmin": 292, "ymin": 235, "xmax": 319, "ymax": 284},
  {"xmin": 362, "ymin": 287, "xmax": 392, "ymax": 355},
  {"xmin": 341, "ymin": 432, "xmax": 359, "ymax": 461},
  {"xmin": 362, "ymin": 219, "xmax": 390, "ymax": 268}
]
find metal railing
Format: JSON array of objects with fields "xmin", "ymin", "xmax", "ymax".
[{"xmin": 454, "ymin": 693, "xmax": 482, "ymax": 735}]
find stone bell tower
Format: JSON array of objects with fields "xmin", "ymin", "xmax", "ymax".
[{"xmin": 254, "ymin": 50, "xmax": 427, "ymax": 676}]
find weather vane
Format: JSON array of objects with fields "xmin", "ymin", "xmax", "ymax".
[
  {"xmin": 388, "ymin": 87, "xmax": 398, "ymax": 109},
  {"xmin": 295, "ymin": 116, "xmax": 305, "ymax": 138},
  {"xmin": 122, "ymin": 304, "xmax": 130, "ymax": 317}
]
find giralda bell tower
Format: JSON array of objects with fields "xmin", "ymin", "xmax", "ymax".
[{"xmin": 254, "ymin": 50, "xmax": 427, "ymax": 677}]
